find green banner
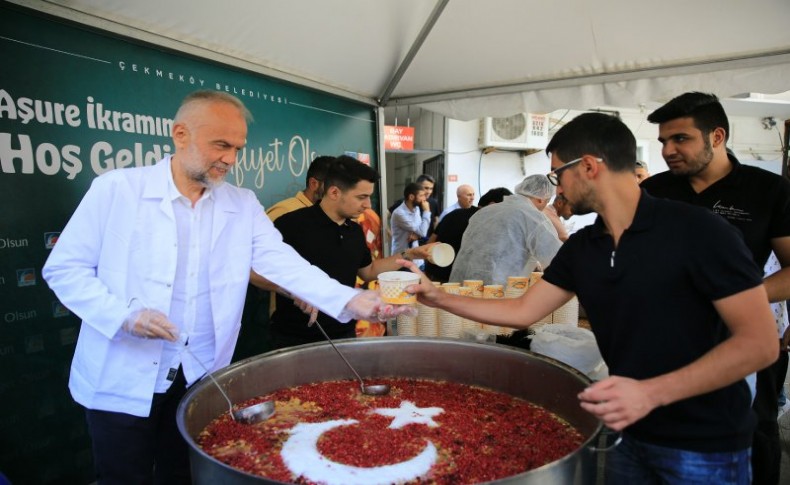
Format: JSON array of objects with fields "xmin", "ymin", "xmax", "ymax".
[{"xmin": 0, "ymin": 4, "xmax": 378, "ymax": 483}]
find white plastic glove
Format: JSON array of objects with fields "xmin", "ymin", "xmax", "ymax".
[
  {"xmin": 122, "ymin": 308, "xmax": 178, "ymax": 341},
  {"xmin": 377, "ymin": 303, "xmax": 418, "ymax": 321},
  {"xmin": 342, "ymin": 289, "xmax": 418, "ymax": 322}
]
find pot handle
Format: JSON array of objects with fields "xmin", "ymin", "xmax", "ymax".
[{"xmin": 588, "ymin": 427, "xmax": 622, "ymax": 453}]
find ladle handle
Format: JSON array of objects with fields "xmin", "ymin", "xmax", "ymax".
[
  {"xmin": 127, "ymin": 297, "xmax": 239, "ymax": 420},
  {"xmin": 312, "ymin": 319, "xmax": 366, "ymax": 388},
  {"xmin": 182, "ymin": 345, "xmax": 236, "ymax": 419}
]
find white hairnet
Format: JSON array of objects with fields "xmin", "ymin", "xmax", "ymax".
[
  {"xmin": 449, "ymin": 195, "xmax": 562, "ymax": 285},
  {"xmin": 514, "ymin": 174, "xmax": 554, "ymax": 200}
]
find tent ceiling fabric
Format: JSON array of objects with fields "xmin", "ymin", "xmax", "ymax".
[{"xmin": 17, "ymin": 0, "xmax": 790, "ymax": 120}]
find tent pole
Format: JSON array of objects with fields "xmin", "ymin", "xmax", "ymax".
[
  {"xmin": 376, "ymin": 106, "xmax": 392, "ymax": 257},
  {"xmin": 378, "ymin": 0, "xmax": 450, "ymax": 106}
]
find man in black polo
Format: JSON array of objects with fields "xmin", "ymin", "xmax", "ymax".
[
  {"xmin": 642, "ymin": 91, "xmax": 790, "ymax": 485},
  {"xmin": 268, "ymin": 155, "xmax": 431, "ymax": 349},
  {"xmin": 404, "ymin": 112, "xmax": 778, "ymax": 483}
]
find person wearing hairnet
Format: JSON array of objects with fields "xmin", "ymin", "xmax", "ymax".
[
  {"xmin": 449, "ymin": 174, "xmax": 562, "ymax": 285},
  {"xmin": 543, "ymin": 194, "xmax": 573, "ymax": 242}
]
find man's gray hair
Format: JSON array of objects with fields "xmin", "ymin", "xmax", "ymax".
[
  {"xmin": 514, "ymin": 174, "xmax": 553, "ymax": 200},
  {"xmin": 175, "ymin": 90, "xmax": 254, "ymax": 123}
]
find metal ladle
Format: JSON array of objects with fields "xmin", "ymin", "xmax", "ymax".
[
  {"xmin": 181, "ymin": 343, "xmax": 275, "ymax": 424},
  {"xmin": 310, "ymin": 319, "xmax": 390, "ymax": 396}
]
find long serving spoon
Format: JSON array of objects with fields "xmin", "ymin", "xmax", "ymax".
[
  {"xmin": 179, "ymin": 339, "xmax": 275, "ymax": 424},
  {"xmin": 310, "ymin": 319, "xmax": 390, "ymax": 396},
  {"xmin": 129, "ymin": 296, "xmax": 275, "ymax": 424}
]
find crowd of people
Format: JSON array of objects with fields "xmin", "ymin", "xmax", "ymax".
[{"xmin": 43, "ymin": 89, "xmax": 790, "ymax": 484}]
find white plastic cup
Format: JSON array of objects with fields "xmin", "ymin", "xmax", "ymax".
[
  {"xmin": 377, "ymin": 271, "xmax": 421, "ymax": 304},
  {"xmin": 428, "ymin": 243, "xmax": 455, "ymax": 267}
]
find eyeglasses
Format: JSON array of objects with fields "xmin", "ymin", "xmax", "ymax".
[{"xmin": 546, "ymin": 157, "xmax": 603, "ymax": 186}]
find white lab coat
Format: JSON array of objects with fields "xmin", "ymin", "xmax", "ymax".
[{"xmin": 43, "ymin": 157, "xmax": 358, "ymax": 416}]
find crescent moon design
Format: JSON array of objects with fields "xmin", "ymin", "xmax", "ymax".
[{"xmin": 281, "ymin": 419, "xmax": 437, "ymax": 485}]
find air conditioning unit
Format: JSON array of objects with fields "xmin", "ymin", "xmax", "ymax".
[{"xmin": 479, "ymin": 113, "xmax": 549, "ymax": 150}]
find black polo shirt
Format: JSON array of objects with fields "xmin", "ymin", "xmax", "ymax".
[
  {"xmin": 641, "ymin": 153, "xmax": 790, "ymax": 268},
  {"xmin": 543, "ymin": 191, "xmax": 762, "ymax": 452},
  {"xmin": 424, "ymin": 206, "xmax": 479, "ymax": 282},
  {"xmin": 271, "ymin": 204, "xmax": 371, "ymax": 340}
]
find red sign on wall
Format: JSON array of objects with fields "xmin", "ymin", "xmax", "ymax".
[{"xmin": 384, "ymin": 125, "xmax": 415, "ymax": 151}]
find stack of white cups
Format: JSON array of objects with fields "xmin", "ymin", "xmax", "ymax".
[
  {"xmin": 482, "ymin": 284, "xmax": 505, "ymax": 336},
  {"xmin": 529, "ymin": 272, "xmax": 554, "ymax": 326},
  {"xmin": 505, "ymin": 276, "xmax": 529, "ymax": 298},
  {"xmin": 396, "ymin": 312, "xmax": 417, "ymax": 336},
  {"xmin": 416, "ymin": 301, "xmax": 438, "ymax": 337},
  {"xmin": 552, "ymin": 296, "xmax": 580, "ymax": 325},
  {"xmin": 416, "ymin": 282, "xmax": 442, "ymax": 337},
  {"xmin": 462, "ymin": 279, "xmax": 484, "ymax": 332},
  {"xmin": 457, "ymin": 286, "xmax": 478, "ymax": 335},
  {"xmin": 438, "ymin": 284, "xmax": 462, "ymax": 338},
  {"xmin": 502, "ymin": 276, "xmax": 530, "ymax": 336}
]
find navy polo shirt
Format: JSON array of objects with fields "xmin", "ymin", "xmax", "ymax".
[
  {"xmin": 642, "ymin": 153, "xmax": 790, "ymax": 268},
  {"xmin": 543, "ymin": 191, "xmax": 762, "ymax": 452},
  {"xmin": 271, "ymin": 204, "xmax": 371, "ymax": 340}
]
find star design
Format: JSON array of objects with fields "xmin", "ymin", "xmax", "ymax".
[{"xmin": 374, "ymin": 400, "xmax": 444, "ymax": 429}]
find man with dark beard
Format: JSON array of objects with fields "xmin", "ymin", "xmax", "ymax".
[{"xmin": 642, "ymin": 91, "xmax": 790, "ymax": 485}]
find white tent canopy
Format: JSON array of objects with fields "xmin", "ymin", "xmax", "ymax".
[{"xmin": 14, "ymin": 0, "xmax": 790, "ymax": 120}]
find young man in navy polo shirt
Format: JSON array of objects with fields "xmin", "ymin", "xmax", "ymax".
[
  {"xmin": 404, "ymin": 112, "xmax": 778, "ymax": 484},
  {"xmin": 642, "ymin": 92, "xmax": 790, "ymax": 485}
]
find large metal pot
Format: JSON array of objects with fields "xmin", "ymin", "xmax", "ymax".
[{"xmin": 177, "ymin": 337, "xmax": 603, "ymax": 484}]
